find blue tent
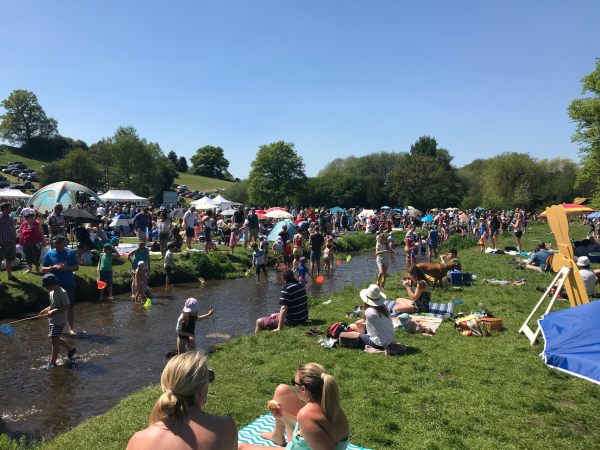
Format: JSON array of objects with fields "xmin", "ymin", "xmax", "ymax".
[
  {"xmin": 587, "ymin": 212, "xmax": 600, "ymax": 219},
  {"xmin": 267, "ymin": 219, "xmax": 297, "ymax": 242},
  {"xmin": 540, "ymin": 300, "xmax": 600, "ymax": 385},
  {"xmin": 421, "ymin": 214, "xmax": 434, "ymax": 223}
]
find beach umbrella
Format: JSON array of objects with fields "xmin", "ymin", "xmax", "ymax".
[
  {"xmin": 62, "ymin": 208, "xmax": 102, "ymax": 222},
  {"xmin": 265, "ymin": 210, "xmax": 293, "ymax": 219},
  {"xmin": 380, "ymin": 206, "xmax": 391, "ymax": 210},
  {"xmin": 358, "ymin": 209, "xmax": 375, "ymax": 219},
  {"xmin": 539, "ymin": 204, "xmax": 594, "ymax": 218},
  {"xmin": 330, "ymin": 206, "xmax": 347, "ymax": 213},
  {"xmin": 266, "ymin": 207, "xmax": 286, "ymax": 213},
  {"xmin": 407, "ymin": 206, "xmax": 422, "ymax": 217},
  {"xmin": 393, "ymin": 208, "xmax": 403, "ymax": 212},
  {"xmin": 421, "ymin": 214, "xmax": 434, "ymax": 223}
]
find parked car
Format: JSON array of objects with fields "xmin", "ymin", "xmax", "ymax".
[
  {"xmin": 26, "ymin": 175, "xmax": 37, "ymax": 182},
  {"xmin": 0, "ymin": 182, "xmax": 9, "ymax": 188},
  {"xmin": 0, "ymin": 176, "xmax": 7, "ymax": 182}
]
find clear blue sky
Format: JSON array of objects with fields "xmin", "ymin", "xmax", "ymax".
[{"xmin": 1, "ymin": 1, "xmax": 598, "ymax": 178}]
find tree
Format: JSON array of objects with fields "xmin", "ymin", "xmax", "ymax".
[
  {"xmin": 21, "ymin": 135, "xmax": 87, "ymax": 160},
  {"xmin": 167, "ymin": 150, "xmax": 178, "ymax": 167},
  {"xmin": 247, "ymin": 141, "xmax": 306, "ymax": 205},
  {"xmin": 190, "ymin": 146, "xmax": 230, "ymax": 179},
  {"xmin": 92, "ymin": 126, "xmax": 177, "ymax": 198},
  {"xmin": 391, "ymin": 136, "xmax": 462, "ymax": 210},
  {"xmin": 568, "ymin": 58, "xmax": 600, "ymax": 207},
  {"xmin": 177, "ymin": 156, "xmax": 188, "ymax": 172},
  {"xmin": 0, "ymin": 90, "xmax": 58, "ymax": 145},
  {"xmin": 38, "ymin": 148, "xmax": 103, "ymax": 190}
]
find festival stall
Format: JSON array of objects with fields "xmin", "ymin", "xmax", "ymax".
[
  {"xmin": 0, "ymin": 188, "xmax": 30, "ymax": 199},
  {"xmin": 98, "ymin": 190, "xmax": 149, "ymax": 204}
]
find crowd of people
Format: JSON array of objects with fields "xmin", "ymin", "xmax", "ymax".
[{"xmin": 3, "ymin": 195, "xmax": 598, "ymax": 449}]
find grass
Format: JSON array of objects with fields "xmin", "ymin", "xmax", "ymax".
[
  {"xmin": 15, "ymin": 222, "xmax": 600, "ymax": 449},
  {"xmin": 0, "ymin": 145, "xmax": 49, "ymax": 170},
  {"xmin": 174, "ymin": 172, "xmax": 235, "ymax": 193}
]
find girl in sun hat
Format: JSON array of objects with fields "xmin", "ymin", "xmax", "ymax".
[
  {"xmin": 338, "ymin": 284, "xmax": 395, "ymax": 356},
  {"xmin": 176, "ymin": 298, "xmax": 214, "ymax": 354}
]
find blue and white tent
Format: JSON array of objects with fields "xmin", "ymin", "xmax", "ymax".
[
  {"xmin": 539, "ymin": 300, "xmax": 600, "ymax": 385},
  {"xmin": 267, "ymin": 219, "xmax": 297, "ymax": 242}
]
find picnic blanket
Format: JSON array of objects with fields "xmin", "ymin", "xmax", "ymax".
[
  {"xmin": 410, "ymin": 315, "xmax": 444, "ymax": 333},
  {"xmin": 238, "ymin": 413, "xmax": 371, "ymax": 449}
]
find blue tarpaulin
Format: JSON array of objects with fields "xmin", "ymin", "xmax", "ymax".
[
  {"xmin": 267, "ymin": 219, "xmax": 297, "ymax": 242},
  {"xmin": 539, "ymin": 300, "xmax": 600, "ymax": 385}
]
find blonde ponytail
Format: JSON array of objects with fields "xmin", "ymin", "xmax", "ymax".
[
  {"xmin": 298, "ymin": 363, "xmax": 341, "ymax": 422},
  {"xmin": 320, "ymin": 373, "xmax": 340, "ymax": 422},
  {"xmin": 149, "ymin": 351, "xmax": 211, "ymax": 425}
]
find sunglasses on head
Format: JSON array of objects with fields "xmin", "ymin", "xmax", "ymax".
[{"xmin": 291, "ymin": 377, "xmax": 302, "ymax": 387}]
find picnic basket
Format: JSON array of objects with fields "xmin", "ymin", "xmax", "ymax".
[{"xmin": 479, "ymin": 317, "xmax": 503, "ymax": 332}]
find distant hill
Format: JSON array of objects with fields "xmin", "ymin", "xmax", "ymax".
[{"xmin": 0, "ymin": 145, "xmax": 236, "ymax": 194}]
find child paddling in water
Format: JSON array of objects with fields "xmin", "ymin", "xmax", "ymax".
[{"xmin": 176, "ymin": 298, "xmax": 214, "ymax": 354}]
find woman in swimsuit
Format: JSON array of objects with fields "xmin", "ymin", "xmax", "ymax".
[
  {"xmin": 239, "ymin": 363, "xmax": 350, "ymax": 450},
  {"xmin": 389, "ymin": 265, "xmax": 432, "ymax": 314},
  {"xmin": 127, "ymin": 351, "xmax": 237, "ymax": 450}
]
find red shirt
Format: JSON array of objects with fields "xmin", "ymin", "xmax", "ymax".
[{"xmin": 20, "ymin": 220, "xmax": 43, "ymax": 245}]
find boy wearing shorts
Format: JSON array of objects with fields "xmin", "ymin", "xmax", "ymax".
[
  {"xmin": 251, "ymin": 242, "xmax": 268, "ymax": 284},
  {"xmin": 39, "ymin": 274, "xmax": 76, "ymax": 369}
]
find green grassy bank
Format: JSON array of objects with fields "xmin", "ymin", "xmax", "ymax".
[
  {"xmin": 0, "ymin": 233, "xmax": 376, "ymax": 319},
  {"xmin": 15, "ymin": 221, "xmax": 599, "ymax": 449}
]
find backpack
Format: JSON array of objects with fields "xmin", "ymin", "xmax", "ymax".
[{"xmin": 326, "ymin": 322, "xmax": 348, "ymax": 339}]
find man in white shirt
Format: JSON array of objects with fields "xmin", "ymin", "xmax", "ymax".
[
  {"xmin": 576, "ymin": 256, "xmax": 596, "ymax": 297},
  {"xmin": 182, "ymin": 206, "xmax": 197, "ymax": 250}
]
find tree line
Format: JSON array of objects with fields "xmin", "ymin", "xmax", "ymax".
[{"xmin": 2, "ymin": 55, "xmax": 599, "ymax": 209}]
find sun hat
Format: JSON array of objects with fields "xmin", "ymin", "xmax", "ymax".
[
  {"xmin": 577, "ymin": 256, "xmax": 591, "ymax": 267},
  {"xmin": 42, "ymin": 273, "xmax": 59, "ymax": 287},
  {"xmin": 183, "ymin": 297, "xmax": 199, "ymax": 313},
  {"xmin": 359, "ymin": 284, "xmax": 387, "ymax": 307},
  {"xmin": 103, "ymin": 243, "xmax": 112, "ymax": 250}
]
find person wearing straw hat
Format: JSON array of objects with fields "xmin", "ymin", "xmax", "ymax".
[{"xmin": 339, "ymin": 284, "xmax": 394, "ymax": 356}]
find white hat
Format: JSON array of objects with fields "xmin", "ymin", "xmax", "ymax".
[
  {"xmin": 183, "ymin": 297, "xmax": 199, "ymax": 313},
  {"xmin": 359, "ymin": 284, "xmax": 387, "ymax": 307},
  {"xmin": 577, "ymin": 256, "xmax": 591, "ymax": 267}
]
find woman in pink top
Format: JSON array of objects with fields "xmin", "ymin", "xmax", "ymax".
[{"xmin": 20, "ymin": 211, "xmax": 45, "ymax": 273}]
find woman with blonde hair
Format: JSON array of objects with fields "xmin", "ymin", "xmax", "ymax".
[
  {"xmin": 239, "ymin": 363, "xmax": 349, "ymax": 450},
  {"xmin": 127, "ymin": 351, "xmax": 237, "ymax": 450}
]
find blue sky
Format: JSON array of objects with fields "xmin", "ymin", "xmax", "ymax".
[{"xmin": 1, "ymin": 1, "xmax": 598, "ymax": 178}]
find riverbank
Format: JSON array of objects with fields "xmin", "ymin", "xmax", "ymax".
[
  {"xmin": 0, "ymin": 233, "xmax": 376, "ymax": 318},
  {"xmin": 24, "ymin": 222, "xmax": 600, "ymax": 449}
]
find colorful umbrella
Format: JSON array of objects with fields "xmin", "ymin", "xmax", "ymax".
[{"xmin": 539, "ymin": 204, "xmax": 594, "ymax": 217}]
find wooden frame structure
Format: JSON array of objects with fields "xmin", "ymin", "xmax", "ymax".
[{"xmin": 519, "ymin": 205, "xmax": 589, "ymax": 344}]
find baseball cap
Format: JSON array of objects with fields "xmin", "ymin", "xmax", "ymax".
[{"xmin": 183, "ymin": 297, "xmax": 199, "ymax": 313}]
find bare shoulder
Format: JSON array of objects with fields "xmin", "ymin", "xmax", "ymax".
[
  {"xmin": 297, "ymin": 403, "xmax": 325, "ymax": 424},
  {"xmin": 126, "ymin": 426, "xmax": 161, "ymax": 450}
]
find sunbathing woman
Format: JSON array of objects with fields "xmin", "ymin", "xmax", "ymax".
[
  {"xmin": 127, "ymin": 351, "xmax": 237, "ymax": 450},
  {"xmin": 389, "ymin": 265, "xmax": 432, "ymax": 314},
  {"xmin": 239, "ymin": 363, "xmax": 350, "ymax": 450}
]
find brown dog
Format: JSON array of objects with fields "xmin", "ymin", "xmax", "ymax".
[{"xmin": 416, "ymin": 259, "xmax": 461, "ymax": 288}]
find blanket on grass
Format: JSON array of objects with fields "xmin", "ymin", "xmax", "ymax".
[{"xmin": 238, "ymin": 413, "xmax": 372, "ymax": 450}]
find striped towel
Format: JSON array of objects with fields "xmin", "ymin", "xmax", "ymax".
[
  {"xmin": 238, "ymin": 413, "xmax": 371, "ymax": 450},
  {"xmin": 427, "ymin": 302, "xmax": 454, "ymax": 318}
]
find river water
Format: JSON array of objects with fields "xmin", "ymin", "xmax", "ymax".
[{"xmin": 0, "ymin": 253, "xmax": 409, "ymax": 440}]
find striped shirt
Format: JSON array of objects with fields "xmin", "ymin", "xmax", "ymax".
[{"xmin": 279, "ymin": 282, "xmax": 308, "ymax": 325}]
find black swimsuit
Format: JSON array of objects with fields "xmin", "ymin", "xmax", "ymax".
[{"xmin": 414, "ymin": 289, "xmax": 431, "ymax": 313}]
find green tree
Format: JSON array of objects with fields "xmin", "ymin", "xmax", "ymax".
[
  {"xmin": 93, "ymin": 126, "xmax": 177, "ymax": 198},
  {"xmin": 391, "ymin": 136, "xmax": 462, "ymax": 210},
  {"xmin": 190, "ymin": 146, "xmax": 230, "ymax": 179},
  {"xmin": 247, "ymin": 141, "xmax": 306, "ymax": 205},
  {"xmin": 38, "ymin": 148, "xmax": 103, "ymax": 190},
  {"xmin": 177, "ymin": 156, "xmax": 188, "ymax": 172},
  {"xmin": 167, "ymin": 150, "xmax": 178, "ymax": 167},
  {"xmin": 457, "ymin": 159, "xmax": 487, "ymax": 209},
  {"xmin": 225, "ymin": 180, "xmax": 249, "ymax": 204},
  {"xmin": 568, "ymin": 58, "xmax": 600, "ymax": 207},
  {"xmin": 0, "ymin": 90, "xmax": 58, "ymax": 145},
  {"xmin": 21, "ymin": 135, "xmax": 87, "ymax": 160}
]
